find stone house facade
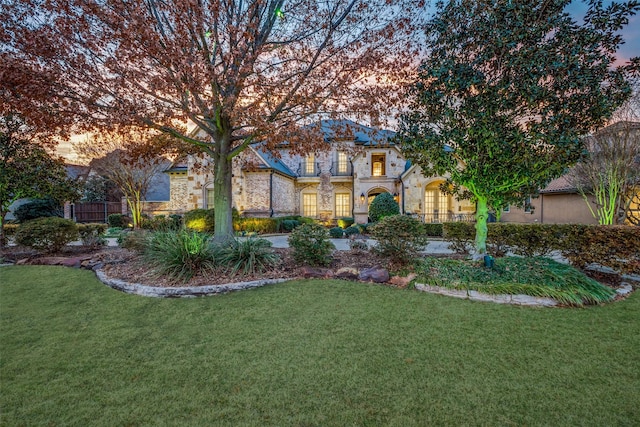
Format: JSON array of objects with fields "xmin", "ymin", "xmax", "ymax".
[{"xmin": 165, "ymin": 120, "xmax": 471, "ymax": 224}]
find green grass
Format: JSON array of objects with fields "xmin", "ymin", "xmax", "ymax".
[
  {"xmin": 416, "ymin": 256, "xmax": 617, "ymax": 306},
  {"xmin": 1, "ymin": 266, "xmax": 639, "ymax": 426}
]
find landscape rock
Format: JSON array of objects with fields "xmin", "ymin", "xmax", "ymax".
[
  {"xmin": 335, "ymin": 267, "xmax": 359, "ymax": 280},
  {"xmin": 358, "ymin": 267, "xmax": 390, "ymax": 283},
  {"xmin": 301, "ymin": 266, "xmax": 335, "ymax": 279},
  {"xmin": 389, "ymin": 273, "xmax": 417, "ymax": 288},
  {"xmin": 16, "ymin": 258, "xmax": 30, "ymax": 265}
]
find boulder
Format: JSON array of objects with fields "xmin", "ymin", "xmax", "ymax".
[
  {"xmin": 358, "ymin": 267, "xmax": 390, "ymax": 283},
  {"xmin": 301, "ymin": 266, "xmax": 335, "ymax": 279},
  {"xmin": 389, "ymin": 273, "xmax": 417, "ymax": 288},
  {"xmin": 335, "ymin": 267, "xmax": 359, "ymax": 280}
]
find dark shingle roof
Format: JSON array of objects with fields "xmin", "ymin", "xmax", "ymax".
[
  {"xmin": 313, "ymin": 119, "xmax": 395, "ymax": 146},
  {"xmin": 251, "ymin": 145, "xmax": 297, "ymax": 178}
]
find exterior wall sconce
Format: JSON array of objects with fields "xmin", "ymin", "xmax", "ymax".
[
  {"xmin": 360, "ymin": 193, "xmax": 366, "ymax": 203},
  {"xmin": 393, "ymin": 192, "xmax": 399, "ymax": 202}
]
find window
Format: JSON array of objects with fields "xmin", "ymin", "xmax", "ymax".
[
  {"xmin": 304, "ymin": 154, "xmax": 315, "ymax": 175},
  {"xmin": 302, "ymin": 193, "xmax": 317, "ymax": 217},
  {"xmin": 524, "ymin": 197, "xmax": 532, "ymax": 213},
  {"xmin": 335, "ymin": 193, "xmax": 350, "ymax": 218},
  {"xmin": 371, "ymin": 153, "xmax": 385, "ymax": 176},
  {"xmin": 206, "ymin": 188, "xmax": 215, "ymax": 209},
  {"xmin": 337, "ymin": 152, "xmax": 348, "ymax": 174},
  {"xmin": 425, "ymin": 185, "xmax": 450, "ymax": 221},
  {"xmin": 503, "ymin": 205, "xmax": 510, "ymax": 213}
]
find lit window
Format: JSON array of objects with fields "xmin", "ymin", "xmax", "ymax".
[
  {"xmin": 303, "ymin": 193, "xmax": 317, "ymax": 217},
  {"xmin": 305, "ymin": 154, "xmax": 315, "ymax": 175},
  {"xmin": 337, "ymin": 152, "xmax": 348, "ymax": 174},
  {"xmin": 335, "ymin": 193, "xmax": 350, "ymax": 218},
  {"xmin": 371, "ymin": 154, "xmax": 385, "ymax": 176}
]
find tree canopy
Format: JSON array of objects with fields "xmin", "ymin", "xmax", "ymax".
[
  {"xmin": 2, "ymin": 0, "xmax": 425, "ymax": 239},
  {"xmin": 399, "ymin": 0, "xmax": 639, "ymax": 256},
  {"xmin": 0, "ymin": 115, "xmax": 81, "ymax": 245}
]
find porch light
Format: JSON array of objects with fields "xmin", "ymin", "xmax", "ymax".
[
  {"xmin": 393, "ymin": 192, "xmax": 399, "ymax": 202},
  {"xmin": 360, "ymin": 193, "xmax": 366, "ymax": 203}
]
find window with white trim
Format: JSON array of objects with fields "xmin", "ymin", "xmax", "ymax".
[
  {"xmin": 335, "ymin": 193, "xmax": 350, "ymax": 218},
  {"xmin": 302, "ymin": 193, "xmax": 317, "ymax": 217}
]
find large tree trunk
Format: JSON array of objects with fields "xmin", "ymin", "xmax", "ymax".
[
  {"xmin": 212, "ymin": 150, "xmax": 234, "ymax": 242},
  {"xmin": 474, "ymin": 196, "xmax": 489, "ymax": 259}
]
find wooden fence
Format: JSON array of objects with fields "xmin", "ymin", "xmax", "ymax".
[{"xmin": 72, "ymin": 202, "xmax": 122, "ymax": 223}]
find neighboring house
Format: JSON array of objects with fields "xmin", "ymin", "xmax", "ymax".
[
  {"xmin": 500, "ymin": 175, "xmax": 599, "ymax": 224},
  {"xmin": 166, "ymin": 120, "xmax": 474, "ymax": 224}
]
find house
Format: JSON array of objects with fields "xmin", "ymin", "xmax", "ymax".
[{"xmin": 165, "ymin": 120, "xmax": 473, "ymax": 224}]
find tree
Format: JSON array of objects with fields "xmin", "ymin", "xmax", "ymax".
[
  {"xmin": 570, "ymin": 78, "xmax": 640, "ymax": 225},
  {"xmin": 76, "ymin": 129, "xmax": 172, "ymax": 228},
  {"xmin": 2, "ymin": 0, "xmax": 425, "ymax": 240},
  {"xmin": 0, "ymin": 115, "xmax": 81, "ymax": 246},
  {"xmin": 398, "ymin": 0, "xmax": 638, "ymax": 257}
]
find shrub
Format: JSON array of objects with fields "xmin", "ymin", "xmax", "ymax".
[
  {"xmin": 423, "ymin": 223, "xmax": 444, "ymax": 237},
  {"xmin": 356, "ymin": 223, "xmax": 372, "ymax": 234},
  {"xmin": 442, "ymin": 222, "xmax": 475, "ymax": 254},
  {"xmin": 337, "ymin": 217, "xmax": 355, "ymax": 229},
  {"xmin": 184, "ymin": 209, "xmax": 215, "ymax": 232},
  {"xmin": 14, "ymin": 199, "xmax": 62, "ymax": 222},
  {"xmin": 368, "ymin": 193, "xmax": 400, "ymax": 222},
  {"xmin": 142, "ymin": 214, "xmax": 182, "ymax": 231},
  {"xmin": 2, "ymin": 223, "xmax": 19, "ymax": 238},
  {"xmin": 234, "ymin": 217, "xmax": 279, "ymax": 234},
  {"xmin": 108, "ymin": 214, "xmax": 126, "ymax": 228},
  {"xmin": 488, "ymin": 223, "xmax": 561, "ymax": 257},
  {"xmin": 288, "ymin": 223, "xmax": 335, "ymax": 266},
  {"xmin": 329, "ymin": 227, "xmax": 344, "ymax": 238},
  {"xmin": 14, "ymin": 217, "xmax": 79, "ymax": 252},
  {"xmin": 213, "ymin": 237, "xmax": 279, "ymax": 275},
  {"xmin": 77, "ymin": 223, "xmax": 108, "ymax": 248},
  {"xmin": 117, "ymin": 229, "xmax": 148, "ymax": 252},
  {"xmin": 280, "ymin": 219, "xmax": 300, "ymax": 232},
  {"xmin": 369, "ymin": 215, "xmax": 429, "ymax": 264},
  {"xmin": 344, "ymin": 225, "xmax": 360, "ymax": 237},
  {"xmin": 348, "ymin": 235, "xmax": 369, "ymax": 252},
  {"xmin": 144, "ymin": 230, "xmax": 216, "ymax": 282}
]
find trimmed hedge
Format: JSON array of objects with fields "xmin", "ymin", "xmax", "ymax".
[
  {"xmin": 184, "ymin": 209, "xmax": 215, "ymax": 232},
  {"xmin": 442, "ymin": 222, "xmax": 640, "ymax": 274},
  {"xmin": 14, "ymin": 217, "xmax": 79, "ymax": 252},
  {"xmin": 423, "ymin": 223, "xmax": 444, "ymax": 237},
  {"xmin": 368, "ymin": 193, "xmax": 400, "ymax": 222}
]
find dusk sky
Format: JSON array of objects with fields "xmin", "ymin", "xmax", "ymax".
[{"xmin": 56, "ymin": 1, "xmax": 640, "ymax": 163}]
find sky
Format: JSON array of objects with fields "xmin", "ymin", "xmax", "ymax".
[{"xmin": 55, "ymin": 1, "xmax": 639, "ymax": 163}]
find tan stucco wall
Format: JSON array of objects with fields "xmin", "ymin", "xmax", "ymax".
[{"xmin": 501, "ymin": 193, "xmax": 598, "ymax": 224}]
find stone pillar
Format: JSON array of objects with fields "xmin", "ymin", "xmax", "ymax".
[
  {"xmin": 121, "ymin": 197, "xmax": 129, "ymax": 215},
  {"xmin": 64, "ymin": 202, "xmax": 72, "ymax": 220}
]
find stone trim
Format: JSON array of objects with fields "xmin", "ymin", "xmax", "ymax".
[
  {"xmin": 414, "ymin": 283, "xmax": 559, "ymax": 306},
  {"xmin": 95, "ymin": 269, "xmax": 289, "ymax": 298}
]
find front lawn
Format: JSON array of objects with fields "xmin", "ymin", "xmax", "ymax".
[{"xmin": 1, "ymin": 266, "xmax": 639, "ymax": 426}]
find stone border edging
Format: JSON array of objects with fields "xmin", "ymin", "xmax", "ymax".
[
  {"xmin": 95, "ymin": 269, "xmax": 289, "ymax": 298},
  {"xmin": 415, "ymin": 283, "xmax": 560, "ymax": 306}
]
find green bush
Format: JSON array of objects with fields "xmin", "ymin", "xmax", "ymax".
[
  {"xmin": 144, "ymin": 230, "xmax": 216, "ymax": 282},
  {"xmin": 14, "ymin": 217, "xmax": 79, "ymax": 252},
  {"xmin": 234, "ymin": 217, "xmax": 279, "ymax": 234},
  {"xmin": 2, "ymin": 223, "xmax": 19, "ymax": 238},
  {"xmin": 488, "ymin": 223, "xmax": 561, "ymax": 257},
  {"xmin": 142, "ymin": 214, "xmax": 182, "ymax": 231},
  {"xmin": 77, "ymin": 223, "xmax": 108, "ymax": 248},
  {"xmin": 368, "ymin": 193, "xmax": 400, "ymax": 222},
  {"xmin": 356, "ymin": 223, "xmax": 372, "ymax": 234},
  {"xmin": 329, "ymin": 227, "xmax": 344, "ymax": 238},
  {"xmin": 423, "ymin": 223, "xmax": 444, "ymax": 237},
  {"xmin": 108, "ymin": 214, "xmax": 126, "ymax": 228},
  {"xmin": 369, "ymin": 215, "xmax": 429, "ymax": 264},
  {"xmin": 443, "ymin": 222, "xmax": 475, "ymax": 254},
  {"xmin": 280, "ymin": 219, "xmax": 300, "ymax": 232},
  {"xmin": 337, "ymin": 217, "xmax": 355, "ymax": 229},
  {"xmin": 344, "ymin": 225, "xmax": 360, "ymax": 237},
  {"xmin": 117, "ymin": 229, "xmax": 149, "ymax": 252},
  {"xmin": 212, "ymin": 237, "xmax": 279, "ymax": 276},
  {"xmin": 14, "ymin": 198, "xmax": 62, "ymax": 222},
  {"xmin": 184, "ymin": 209, "xmax": 215, "ymax": 232},
  {"xmin": 288, "ymin": 223, "xmax": 335, "ymax": 266}
]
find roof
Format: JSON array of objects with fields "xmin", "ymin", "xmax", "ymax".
[
  {"xmin": 164, "ymin": 159, "xmax": 188, "ymax": 174},
  {"xmin": 65, "ymin": 164, "xmax": 90, "ymax": 180},
  {"xmin": 251, "ymin": 145, "xmax": 297, "ymax": 178},
  {"xmin": 539, "ymin": 175, "xmax": 577, "ymax": 194},
  {"xmin": 312, "ymin": 119, "xmax": 395, "ymax": 146}
]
